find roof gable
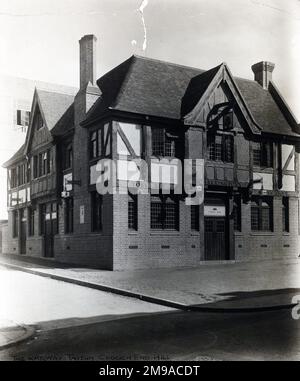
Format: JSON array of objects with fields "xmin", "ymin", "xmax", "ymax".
[{"xmin": 183, "ymin": 63, "xmax": 261, "ymax": 135}]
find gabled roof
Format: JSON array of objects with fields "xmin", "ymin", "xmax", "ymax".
[
  {"xmin": 83, "ymin": 55, "xmax": 299, "ymax": 138},
  {"xmin": 36, "ymin": 89, "xmax": 74, "ymax": 131}
]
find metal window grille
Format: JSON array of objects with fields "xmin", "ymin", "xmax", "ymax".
[
  {"xmin": 151, "ymin": 196, "xmax": 179, "ymax": 230},
  {"xmin": 128, "ymin": 195, "xmax": 138, "ymax": 230}
]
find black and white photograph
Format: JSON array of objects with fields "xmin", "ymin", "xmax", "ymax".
[{"xmin": 0, "ymin": 0, "xmax": 300, "ymax": 367}]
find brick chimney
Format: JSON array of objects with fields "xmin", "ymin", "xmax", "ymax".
[
  {"xmin": 79, "ymin": 34, "xmax": 97, "ymax": 89},
  {"xmin": 251, "ymin": 61, "xmax": 275, "ymax": 90}
]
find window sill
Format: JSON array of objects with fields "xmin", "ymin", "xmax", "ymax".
[
  {"xmin": 250, "ymin": 232, "xmax": 274, "ymax": 236},
  {"xmin": 150, "ymin": 231, "xmax": 180, "ymax": 236}
]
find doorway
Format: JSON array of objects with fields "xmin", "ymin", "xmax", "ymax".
[
  {"xmin": 204, "ymin": 196, "xmax": 229, "ymax": 260},
  {"xmin": 19, "ymin": 209, "xmax": 26, "ymax": 255}
]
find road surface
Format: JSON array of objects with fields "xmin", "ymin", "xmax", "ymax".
[{"xmin": 0, "ymin": 267, "xmax": 299, "ymax": 361}]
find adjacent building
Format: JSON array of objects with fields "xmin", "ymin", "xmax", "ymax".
[{"xmin": 2, "ymin": 35, "xmax": 300, "ymax": 269}]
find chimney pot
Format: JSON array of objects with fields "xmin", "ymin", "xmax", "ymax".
[
  {"xmin": 251, "ymin": 61, "xmax": 275, "ymax": 90},
  {"xmin": 79, "ymin": 34, "xmax": 97, "ymax": 89}
]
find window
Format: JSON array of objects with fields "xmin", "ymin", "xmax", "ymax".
[
  {"xmin": 251, "ymin": 197, "xmax": 273, "ymax": 232},
  {"xmin": 207, "ymin": 134, "xmax": 234, "ymax": 163},
  {"xmin": 35, "ymin": 150, "xmax": 51, "ymax": 178},
  {"xmin": 28, "ymin": 207, "xmax": 35, "ymax": 236},
  {"xmin": 91, "ymin": 191, "xmax": 103, "ymax": 232},
  {"xmin": 63, "ymin": 144, "xmax": 73, "ymax": 170},
  {"xmin": 151, "ymin": 195, "xmax": 179, "ymax": 230},
  {"xmin": 65, "ymin": 197, "xmax": 74, "ymax": 234},
  {"xmin": 89, "ymin": 124, "xmax": 111, "ymax": 160},
  {"xmin": 282, "ymin": 197, "xmax": 289, "ymax": 233},
  {"xmin": 252, "ymin": 142, "xmax": 273, "ymax": 167},
  {"xmin": 18, "ymin": 163, "xmax": 26, "ymax": 186},
  {"xmin": 35, "ymin": 111, "xmax": 44, "ymax": 130},
  {"xmin": 16, "ymin": 110, "xmax": 30, "ymax": 132},
  {"xmin": 191, "ymin": 205, "xmax": 200, "ymax": 231},
  {"xmin": 233, "ymin": 195, "xmax": 241, "ymax": 232},
  {"xmin": 152, "ymin": 128, "xmax": 176, "ymax": 157},
  {"xmin": 12, "ymin": 210, "xmax": 19, "ymax": 238},
  {"xmin": 11, "ymin": 167, "xmax": 18, "ymax": 188},
  {"xmin": 128, "ymin": 194, "xmax": 138, "ymax": 230}
]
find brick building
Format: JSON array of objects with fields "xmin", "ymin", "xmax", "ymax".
[{"xmin": 2, "ymin": 35, "xmax": 300, "ymax": 269}]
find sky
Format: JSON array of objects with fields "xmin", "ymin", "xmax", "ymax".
[
  {"xmin": 0, "ymin": 0, "xmax": 300, "ymax": 218},
  {"xmin": 0, "ymin": 0, "xmax": 300, "ymax": 116}
]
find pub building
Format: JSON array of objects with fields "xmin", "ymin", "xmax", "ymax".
[{"xmin": 3, "ymin": 35, "xmax": 300, "ymax": 269}]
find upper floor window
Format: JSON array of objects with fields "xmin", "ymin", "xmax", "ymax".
[
  {"xmin": 16, "ymin": 110, "xmax": 30, "ymax": 132},
  {"xmin": 63, "ymin": 143, "xmax": 73, "ymax": 170},
  {"xmin": 35, "ymin": 110, "xmax": 44, "ymax": 130},
  {"xmin": 33, "ymin": 149, "xmax": 51, "ymax": 179},
  {"xmin": 251, "ymin": 196, "xmax": 273, "ymax": 232},
  {"xmin": 207, "ymin": 133, "xmax": 234, "ymax": 163},
  {"xmin": 252, "ymin": 142, "xmax": 273, "ymax": 168},
  {"xmin": 10, "ymin": 167, "xmax": 18, "ymax": 189},
  {"xmin": 152, "ymin": 128, "xmax": 176, "ymax": 157},
  {"xmin": 89, "ymin": 123, "xmax": 111, "ymax": 160}
]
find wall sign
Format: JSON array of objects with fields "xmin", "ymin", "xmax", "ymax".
[
  {"xmin": 204, "ymin": 205, "xmax": 226, "ymax": 217},
  {"xmin": 80, "ymin": 205, "xmax": 85, "ymax": 224}
]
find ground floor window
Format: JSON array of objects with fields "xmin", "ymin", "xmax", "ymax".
[
  {"xmin": 12, "ymin": 210, "xmax": 19, "ymax": 238},
  {"xmin": 191, "ymin": 205, "xmax": 199, "ymax": 231},
  {"xmin": 91, "ymin": 191, "xmax": 102, "ymax": 232},
  {"xmin": 251, "ymin": 196, "xmax": 273, "ymax": 232},
  {"xmin": 28, "ymin": 207, "xmax": 35, "ymax": 236},
  {"xmin": 151, "ymin": 195, "xmax": 179, "ymax": 230},
  {"xmin": 65, "ymin": 197, "xmax": 74, "ymax": 234},
  {"xmin": 128, "ymin": 194, "xmax": 138, "ymax": 230},
  {"xmin": 233, "ymin": 195, "xmax": 241, "ymax": 232},
  {"xmin": 282, "ymin": 197, "xmax": 289, "ymax": 233}
]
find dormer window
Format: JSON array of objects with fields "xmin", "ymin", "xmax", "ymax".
[{"xmin": 207, "ymin": 133, "xmax": 234, "ymax": 163}]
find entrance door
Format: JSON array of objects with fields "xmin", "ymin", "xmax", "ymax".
[
  {"xmin": 204, "ymin": 216, "xmax": 227, "ymax": 260},
  {"xmin": 43, "ymin": 202, "xmax": 57, "ymax": 258},
  {"xmin": 20, "ymin": 209, "xmax": 27, "ymax": 255}
]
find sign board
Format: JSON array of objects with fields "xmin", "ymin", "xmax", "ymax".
[
  {"xmin": 204, "ymin": 205, "xmax": 226, "ymax": 217},
  {"xmin": 80, "ymin": 205, "xmax": 85, "ymax": 224}
]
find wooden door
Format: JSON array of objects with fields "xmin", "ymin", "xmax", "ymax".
[{"xmin": 204, "ymin": 217, "xmax": 227, "ymax": 260}]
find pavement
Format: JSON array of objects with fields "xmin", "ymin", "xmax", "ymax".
[
  {"xmin": 0, "ymin": 253, "xmax": 300, "ymax": 349},
  {"xmin": 0, "ymin": 319, "xmax": 35, "ymax": 350}
]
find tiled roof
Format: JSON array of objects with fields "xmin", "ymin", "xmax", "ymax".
[
  {"xmin": 2, "ymin": 144, "xmax": 25, "ymax": 168},
  {"xmin": 84, "ymin": 55, "xmax": 299, "ymax": 137},
  {"xmin": 37, "ymin": 89, "xmax": 74, "ymax": 131}
]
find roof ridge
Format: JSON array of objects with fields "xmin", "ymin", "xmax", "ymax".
[
  {"xmin": 35, "ymin": 88, "xmax": 76, "ymax": 97},
  {"xmin": 132, "ymin": 54, "xmax": 205, "ymax": 72}
]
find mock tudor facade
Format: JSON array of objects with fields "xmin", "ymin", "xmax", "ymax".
[{"xmin": 2, "ymin": 35, "xmax": 300, "ymax": 269}]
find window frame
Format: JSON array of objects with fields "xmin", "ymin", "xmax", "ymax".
[
  {"xmin": 151, "ymin": 127, "xmax": 177, "ymax": 158},
  {"xmin": 207, "ymin": 132, "xmax": 234, "ymax": 163},
  {"xmin": 251, "ymin": 196, "xmax": 273, "ymax": 232},
  {"xmin": 150, "ymin": 195, "xmax": 179, "ymax": 231},
  {"xmin": 128, "ymin": 194, "xmax": 138, "ymax": 231}
]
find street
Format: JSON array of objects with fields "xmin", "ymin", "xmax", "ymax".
[{"xmin": 0, "ymin": 267, "xmax": 300, "ymax": 361}]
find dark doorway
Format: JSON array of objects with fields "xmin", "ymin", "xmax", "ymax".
[
  {"xmin": 204, "ymin": 196, "xmax": 229, "ymax": 260},
  {"xmin": 19, "ymin": 209, "xmax": 26, "ymax": 255},
  {"xmin": 42, "ymin": 202, "xmax": 57, "ymax": 258}
]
